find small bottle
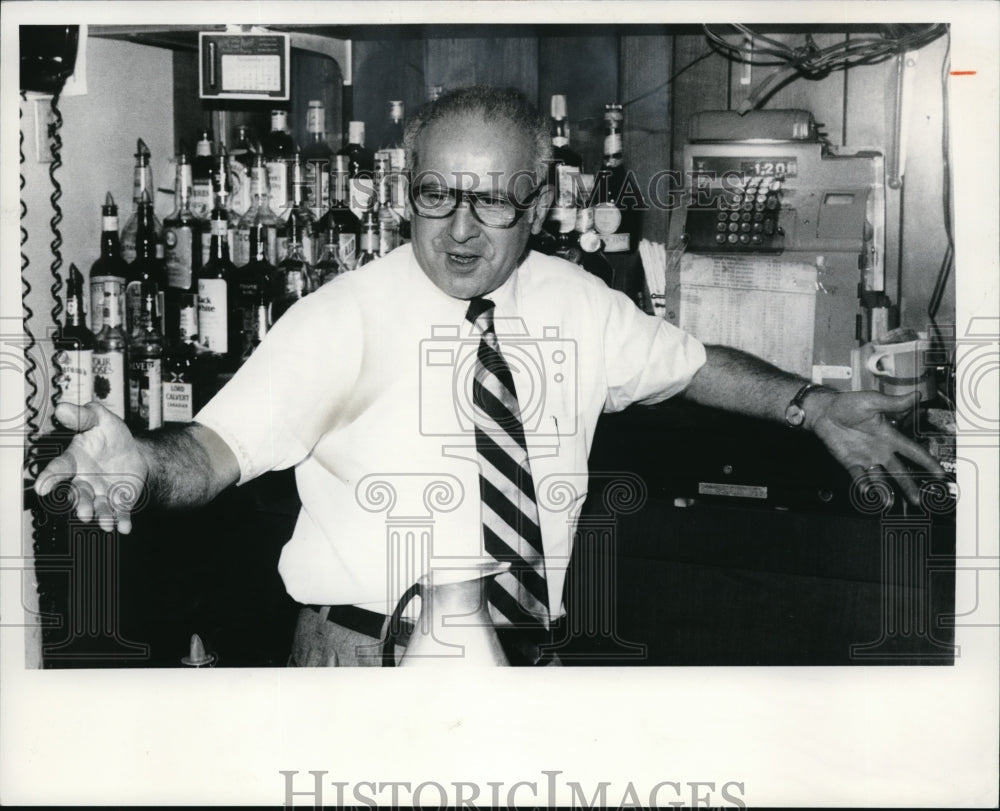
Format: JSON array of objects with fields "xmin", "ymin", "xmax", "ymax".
[
  {"xmin": 337, "ymin": 120, "xmax": 375, "ymax": 217},
  {"xmin": 374, "ymin": 152, "xmax": 400, "ymax": 257},
  {"xmin": 315, "ymin": 221, "xmax": 348, "ymax": 285},
  {"xmin": 301, "ymin": 100, "xmax": 334, "ymax": 218},
  {"xmin": 316, "ymin": 155, "xmax": 361, "ymax": 270},
  {"xmin": 263, "ymin": 109, "xmax": 297, "ymax": 216},
  {"xmin": 197, "ymin": 208, "xmax": 238, "ymax": 367},
  {"xmin": 379, "ymin": 100, "xmax": 406, "ymax": 171},
  {"xmin": 228, "ymin": 124, "xmax": 256, "ymax": 217},
  {"xmin": 191, "ymin": 128, "xmax": 215, "ymax": 220},
  {"xmin": 235, "ymin": 154, "xmax": 280, "ymax": 267},
  {"xmin": 162, "ymin": 297, "xmax": 208, "ymax": 424},
  {"xmin": 201, "ymin": 149, "xmax": 240, "ymax": 268},
  {"xmin": 271, "ymin": 217, "xmax": 310, "ymax": 322},
  {"xmin": 128, "ymin": 281, "xmax": 165, "ymax": 433},
  {"xmin": 54, "ymin": 264, "xmax": 95, "ymax": 407},
  {"xmin": 593, "ymin": 103, "xmax": 641, "ymax": 254},
  {"xmin": 163, "ymin": 152, "xmax": 202, "ymax": 345},
  {"xmin": 89, "ymin": 193, "xmax": 129, "ymax": 335},
  {"xmin": 91, "ymin": 285, "xmax": 129, "ymax": 419},
  {"xmin": 125, "ymin": 190, "xmax": 167, "ymax": 336},
  {"xmin": 121, "ymin": 139, "xmax": 163, "ymax": 264},
  {"xmin": 356, "ymin": 197, "xmax": 379, "ymax": 268},
  {"xmin": 277, "ymin": 152, "xmax": 317, "ymax": 266},
  {"xmin": 236, "ymin": 222, "xmax": 275, "ymax": 363}
]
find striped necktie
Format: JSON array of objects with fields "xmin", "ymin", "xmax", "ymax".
[{"xmin": 465, "ymin": 296, "xmax": 550, "ymax": 665}]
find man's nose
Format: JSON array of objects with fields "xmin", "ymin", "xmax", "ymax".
[{"xmin": 447, "ymin": 197, "xmax": 480, "ymax": 243}]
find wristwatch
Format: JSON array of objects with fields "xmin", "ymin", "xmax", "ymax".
[{"xmin": 784, "ymin": 382, "xmax": 824, "ymax": 429}]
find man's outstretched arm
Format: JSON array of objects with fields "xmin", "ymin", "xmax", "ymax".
[
  {"xmin": 681, "ymin": 345, "xmax": 947, "ymax": 504},
  {"xmin": 34, "ymin": 402, "xmax": 240, "ymax": 534}
]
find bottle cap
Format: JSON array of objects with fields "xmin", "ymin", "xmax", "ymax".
[
  {"xmin": 102, "ymin": 192, "xmax": 117, "ymax": 216},
  {"xmin": 348, "ymin": 121, "xmax": 366, "ymax": 145},
  {"xmin": 551, "ymin": 94, "xmax": 567, "ymax": 119},
  {"xmin": 181, "ymin": 633, "xmax": 216, "ymax": 667}
]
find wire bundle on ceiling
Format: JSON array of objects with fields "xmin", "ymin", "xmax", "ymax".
[{"xmin": 703, "ymin": 24, "xmax": 948, "ymax": 112}]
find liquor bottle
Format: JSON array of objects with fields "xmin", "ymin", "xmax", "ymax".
[
  {"xmin": 337, "ymin": 121, "xmax": 375, "ymax": 217},
  {"xmin": 271, "ymin": 217, "xmax": 310, "ymax": 322},
  {"xmin": 379, "ymin": 100, "xmax": 406, "ymax": 171},
  {"xmin": 201, "ymin": 149, "xmax": 240, "ymax": 268},
  {"xmin": 125, "ymin": 190, "xmax": 167, "ymax": 336},
  {"xmin": 277, "ymin": 153, "xmax": 318, "ymax": 267},
  {"xmin": 191, "ymin": 127, "xmax": 215, "ymax": 220},
  {"xmin": 547, "ymin": 163, "xmax": 582, "ymax": 237},
  {"xmin": 128, "ymin": 281, "xmax": 165, "ymax": 433},
  {"xmin": 197, "ymin": 208, "xmax": 239, "ymax": 368},
  {"xmin": 163, "ymin": 152, "xmax": 202, "ymax": 345},
  {"xmin": 121, "ymin": 139, "xmax": 163, "ymax": 264},
  {"xmin": 356, "ymin": 197, "xmax": 379, "ymax": 268},
  {"xmin": 593, "ymin": 103, "xmax": 641, "ymax": 254},
  {"xmin": 317, "ymin": 155, "xmax": 361, "ymax": 270},
  {"xmin": 301, "ymin": 100, "xmax": 334, "ymax": 218},
  {"xmin": 91, "ymin": 284, "xmax": 128, "ymax": 420},
  {"xmin": 54, "ymin": 264, "xmax": 95, "ymax": 407},
  {"xmin": 315, "ymin": 221, "xmax": 349, "ymax": 285},
  {"xmin": 162, "ymin": 298, "xmax": 207, "ymax": 424},
  {"xmin": 89, "ymin": 192, "xmax": 129, "ymax": 335},
  {"xmin": 236, "ymin": 222, "xmax": 275, "ymax": 363},
  {"xmin": 263, "ymin": 109, "xmax": 297, "ymax": 216},
  {"xmin": 374, "ymin": 152, "xmax": 400, "ymax": 257},
  {"xmin": 228, "ymin": 124, "xmax": 256, "ymax": 218},
  {"xmin": 545, "ymin": 94, "xmax": 584, "ymax": 235},
  {"xmin": 234, "ymin": 154, "xmax": 280, "ymax": 267}
]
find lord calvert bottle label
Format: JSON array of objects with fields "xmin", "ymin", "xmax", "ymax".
[
  {"xmin": 198, "ymin": 278, "xmax": 228, "ymax": 353},
  {"xmin": 129, "ymin": 357, "xmax": 163, "ymax": 430},
  {"xmin": 92, "ymin": 350, "xmax": 126, "ymax": 418},
  {"xmin": 163, "ymin": 378, "xmax": 193, "ymax": 422}
]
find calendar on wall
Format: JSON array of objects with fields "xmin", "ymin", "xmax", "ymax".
[{"xmin": 199, "ymin": 32, "xmax": 290, "ymax": 100}]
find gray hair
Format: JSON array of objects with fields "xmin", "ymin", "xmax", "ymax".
[{"xmin": 403, "ymin": 86, "xmax": 552, "ymax": 187}]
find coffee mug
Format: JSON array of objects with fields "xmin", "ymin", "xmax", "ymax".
[{"xmin": 865, "ymin": 337, "xmax": 936, "ymax": 401}]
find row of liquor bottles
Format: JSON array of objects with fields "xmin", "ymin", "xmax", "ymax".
[{"xmin": 58, "ymin": 188, "xmax": 346, "ymax": 432}]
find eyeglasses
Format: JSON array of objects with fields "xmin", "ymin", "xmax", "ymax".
[{"xmin": 408, "ymin": 182, "xmax": 544, "ymax": 229}]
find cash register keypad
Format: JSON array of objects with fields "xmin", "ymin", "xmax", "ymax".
[{"xmin": 687, "ymin": 176, "xmax": 784, "ymax": 253}]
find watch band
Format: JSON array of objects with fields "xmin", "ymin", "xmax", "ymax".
[{"xmin": 785, "ymin": 382, "xmax": 824, "ymax": 428}]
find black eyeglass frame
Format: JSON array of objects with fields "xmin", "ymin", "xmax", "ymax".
[{"xmin": 407, "ymin": 181, "xmax": 547, "ymax": 229}]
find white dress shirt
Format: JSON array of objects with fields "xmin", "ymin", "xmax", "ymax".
[{"xmin": 195, "ymin": 244, "xmax": 706, "ymax": 615}]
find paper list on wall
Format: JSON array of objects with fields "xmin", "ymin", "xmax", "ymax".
[{"xmin": 679, "ymin": 253, "xmax": 817, "ymax": 378}]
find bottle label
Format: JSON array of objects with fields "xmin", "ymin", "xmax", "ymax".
[
  {"xmin": 92, "ymin": 350, "xmax": 126, "ymax": 419},
  {"xmin": 55, "ymin": 348, "xmax": 93, "ymax": 406},
  {"xmin": 575, "ymin": 206, "xmax": 595, "ymax": 233},
  {"xmin": 230, "ymin": 161, "xmax": 251, "ymax": 217},
  {"xmin": 90, "ymin": 278, "xmax": 123, "ymax": 334},
  {"xmin": 125, "ymin": 281, "xmax": 143, "ymax": 334},
  {"xmin": 129, "ymin": 357, "xmax": 163, "ymax": 430},
  {"xmin": 338, "ymin": 233, "xmax": 357, "ymax": 269},
  {"xmin": 360, "ymin": 229, "xmax": 377, "ymax": 255},
  {"xmin": 121, "ymin": 234, "xmax": 137, "ymax": 265},
  {"xmin": 601, "ymin": 232, "xmax": 631, "ymax": 253},
  {"xmin": 191, "ymin": 179, "xmax": 213, "ymax": 218},
  {"xmin": 266, "ymin": 161, "xmax": 289, "ymax": 213},
  {"xmin": 102, "ymin": 216, "xmax": 118, "ymax": 232},
  {"xmin": 178, "ymin": 304, "xmax": 198, "ymax": 342},
  {"xmin": 198, "ymin": 278, "xmax": 228, "ymax": 353},
  {"xmin": 163, "ymin": 380, "xmax": 194, "ymax": 423},
  {"xmin": 165, "ymin": 226, "xmax": 194, "ymax": 289},
  {"xmin": 66, "ymin": 297, "xmax": 80, "ymax": 319},
  {"xmin": 604, "ymin": 133, "xmax": 623, "ymax": 158},
  {"xmin": 593, "ymin": 202, "xmax": 623, "ymax": 235},
  {"xmin": 552, "ymin": 135, "xmax": 568, "ymax": 148},
  {"xmin": 305, "ymin": 161, "xmax": 330, "ymax": 214}
]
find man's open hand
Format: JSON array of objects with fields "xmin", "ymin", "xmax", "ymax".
[
  {"xmin": 809, "ymin": 390, "xmax": 947, "ymax": 505},
  {"xmin": 34, "ymin": 402, "xmax": 150, "ymax": 534}
]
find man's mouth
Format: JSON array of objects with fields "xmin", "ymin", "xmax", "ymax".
[{"xmin": 446, "ymin": 252, "xmax": 480, "ymax": 268}]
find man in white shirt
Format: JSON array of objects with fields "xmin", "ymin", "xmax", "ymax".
[{"xmin": 34, "ymin": 86, "xmax": 944, "ymax": 666}]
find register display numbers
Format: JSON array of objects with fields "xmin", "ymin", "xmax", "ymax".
[
  {"xmin": 692, "ymin": 156, "xmax": 799, "ymax": 180},
  {"xmin": 199, "ymin": 32, "xmax": 289, "ymax": 100}
]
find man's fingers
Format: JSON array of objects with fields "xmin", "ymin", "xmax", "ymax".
[
  {"xmin": 74, "ymin": 480, "xmax": 96, "ymax": 523},
  {"xmin": 94, "ymin": 496, "xmax": 116, "ymax": 534},
  {"xmin": 52, "ymin": 402, "xmax": 102, "ymax": 433},
  {"xmin": 34, "ymin": 453, "xmax": 78, "ymax": 498}
]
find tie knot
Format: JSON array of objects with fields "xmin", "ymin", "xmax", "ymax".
[{"xmin": 465, "ymin": 297, "xmax": 496, "ymax": 333}]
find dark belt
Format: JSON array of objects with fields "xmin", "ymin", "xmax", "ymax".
[{"xmin": 308, "ymin": 603, "xmax": 413, "ymax": 643}]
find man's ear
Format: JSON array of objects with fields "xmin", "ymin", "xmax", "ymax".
[{"xmin": 529, "ymin": 184, "xmax": 554, "ymax": 235}]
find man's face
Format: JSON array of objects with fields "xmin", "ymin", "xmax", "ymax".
[{"xmin": 409, "ymin": 113, "xmax": 546, "ymax": 300}]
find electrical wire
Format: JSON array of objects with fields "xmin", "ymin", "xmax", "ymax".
[
  {"xmin": 703, "ymin": 24, "xmax": 948, "ymax": 112},
  {"xmin": 47, "ymin": 92, "xmax": 66, "ymax": 418},
  {"xmin": 927, "ymin": 32, "xmax": 954, "ymax": 361}
]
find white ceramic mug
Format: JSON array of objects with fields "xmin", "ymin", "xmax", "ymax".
[{"xmin": 865, "ymin": 337, "xmax": 936, "ymax": 401}]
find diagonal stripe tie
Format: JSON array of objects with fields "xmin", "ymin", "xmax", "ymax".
[{"xmin": 466, "ymin": 296, "xmax": 550, "ymax": 665}]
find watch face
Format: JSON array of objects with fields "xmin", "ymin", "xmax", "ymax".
[{"xmin": 785, "ymin": 403, "xmax": 806, "ymax": 427}]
